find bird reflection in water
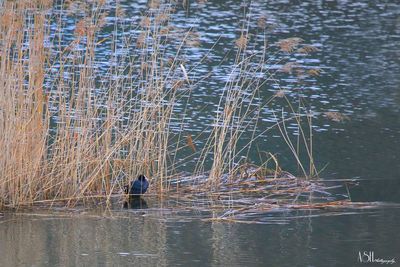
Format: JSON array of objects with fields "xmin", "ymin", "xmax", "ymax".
[{"xmin": 123, "ymin": 196, "xmax": 148, "ymax": 209}]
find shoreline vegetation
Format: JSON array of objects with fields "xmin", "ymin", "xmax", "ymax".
[{"xmin": 1, "ymin": 0, "xmax": 335, "ymax": 212}]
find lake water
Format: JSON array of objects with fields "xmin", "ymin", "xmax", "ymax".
[
  {"xmin": 1, "ymin": 206, "xmax": 400, "ymax": 266},
  {"xmin": 1, "ymin": 0, "xmax": 400, "ymax": 266}
]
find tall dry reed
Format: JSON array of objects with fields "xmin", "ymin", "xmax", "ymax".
[{"xmin": 0, "ymin": 0, "xmax": 319, "ymax": 209}]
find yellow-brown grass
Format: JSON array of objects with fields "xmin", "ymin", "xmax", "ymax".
[{"xmin": 0, "ymin": 0, "xmax": 319, "ymax": 209}]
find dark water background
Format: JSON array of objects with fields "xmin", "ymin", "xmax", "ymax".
[{"xmin": 1, "ymin": 0, "xmax": 400, "ymax": 266}]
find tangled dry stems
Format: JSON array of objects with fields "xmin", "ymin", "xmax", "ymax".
[{"xmin": 0, "ymin": 0, "xmax": 322, "ymax": 209}]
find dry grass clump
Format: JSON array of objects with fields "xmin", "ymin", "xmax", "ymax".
[
  {"xmin": 115, "ymin": 6, "xmax": 126, "ymax": 18},
  {"xmin": 324, "ymin": 112, "xmax": 350, "ymax": 122},
  {"xmin": 276, "ymin": 37, "xmax": 304, "ymax": 53},
  {"xmin": 297, "ymin": 45, "xmax": 319, "ymax": 54},
  {"xmin": 235, "ymin": 34, "xmax": 248, "ymax": 49},
  {"xmin": 185, "ymin": 31, "xmax": 201, "ymax": 47},
  {"xmin": 148, "ymin": 0, "xmax": 161, "ymax": 9},
  {"xmin": 74, "ymin": 19, "xmax": 87, "ymax": 38},
  {"xmin": 275, "ymin": 90, "xmax": 287, "ymax": 98},
  {"xmin": 0, "ymin": 0, "xmax": 322, "ymax": 209},
  {"xmin": 280, "ymin": 62, "xmax": 299, "ymax": 74},
  {"xmin": 257, "ymin": 15, "xmax": 267, "ymax": 29},
  {"xmin": 136, "ymin": 32, "xmax": 147, "ymax": 48},
  {"xmin": 140, "ymin": 16, "xmax": 151, "ymax": 28}
]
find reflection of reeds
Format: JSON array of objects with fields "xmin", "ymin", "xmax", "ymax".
[
  {"xmin": 0, "ymin": 1, "xmax": 321, "ymax": 209},
  {"xmin": 0, "ymin": 211, "xmax": 168, "ymax": 266}
]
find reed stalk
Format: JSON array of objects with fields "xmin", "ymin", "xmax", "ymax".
[{"xmin": 0, "ymin": 0, "xmax": 320, "ymax": 209}]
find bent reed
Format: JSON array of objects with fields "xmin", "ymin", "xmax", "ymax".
[{"xmin": 0, "ymin": 0, "xmax": 320, "ymax": 209}]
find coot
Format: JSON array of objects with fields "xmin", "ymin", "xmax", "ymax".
[{"xmin": 125, "ymin": 175, "xmax": 149, "ymax": 196}]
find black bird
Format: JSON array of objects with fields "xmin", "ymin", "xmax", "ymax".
[{"xmin": 125, "ymin": 174, "xmax": 149, "ymax": 196}]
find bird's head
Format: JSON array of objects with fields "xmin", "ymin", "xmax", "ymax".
[{"xmin": 137, "ymin": 174, "xmax": 146, "ymax": 181}]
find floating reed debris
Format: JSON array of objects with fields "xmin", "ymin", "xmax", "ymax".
[{"xmin": 202, "ymin": 200, "xmax": 395, "ymax": 224}]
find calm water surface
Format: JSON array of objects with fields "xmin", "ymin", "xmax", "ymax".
[
  {"xmin": 1, "ymin": 206, "xmax": 400, "ymax": 266},
  {"xmin": 1, "ymin": 0, "xmax": 400, "ymax": 266}
]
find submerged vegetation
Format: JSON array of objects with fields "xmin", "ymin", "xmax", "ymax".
[{"xmin": 0, "ymin": 0, "xmax": 327, "ymax": 210}]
